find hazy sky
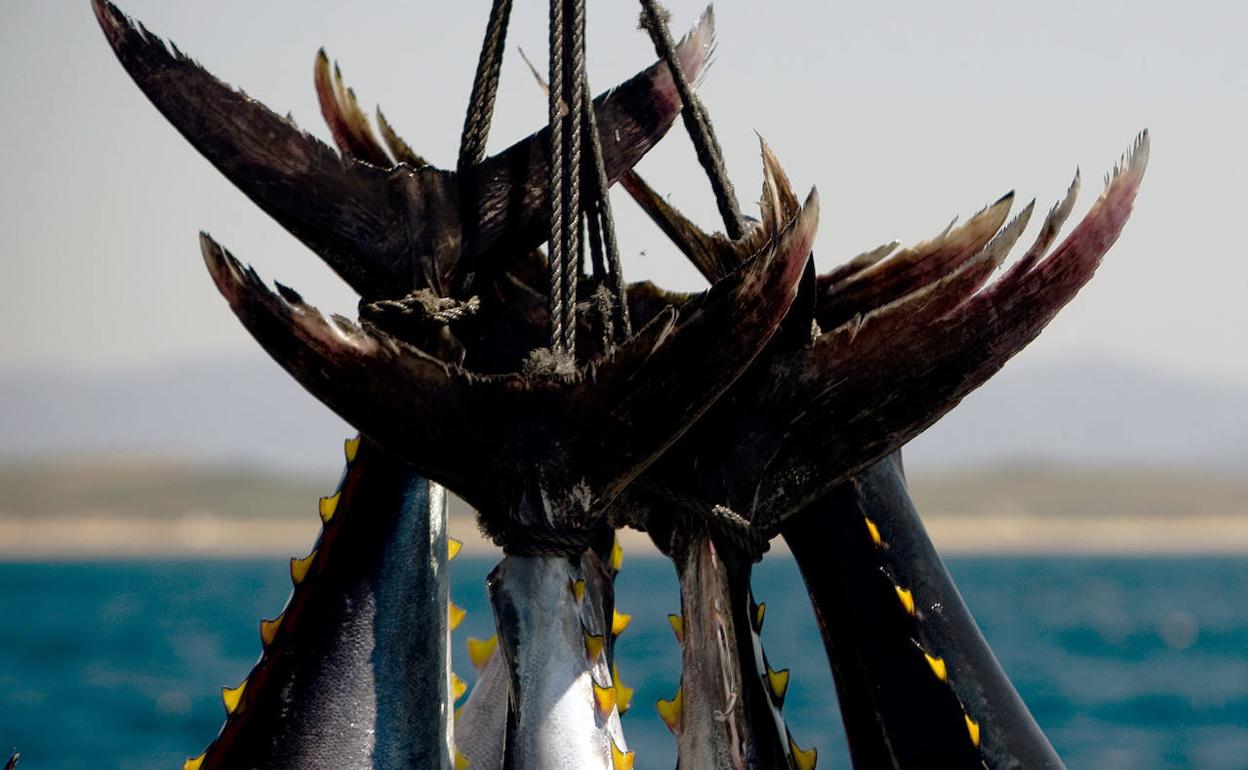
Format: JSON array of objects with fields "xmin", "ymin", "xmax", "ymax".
[{"xmin": 2, "ymin": 0, "xmax": 1245, "ymax": 383}]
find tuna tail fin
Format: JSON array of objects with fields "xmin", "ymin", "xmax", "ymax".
[
  {"xmin": 197, "ymin": 188, "xmax": 812, "ymax": 525},
  {"xmin": 762, "ymin": 132, "xmax": 1148, "ymax": 523},
  {"xmin": 92, "ymin": 0, "xmax": 714, "ymax": 298}
]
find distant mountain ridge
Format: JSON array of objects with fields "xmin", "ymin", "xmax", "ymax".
[{"xmin": 1, "ymin": 356, "xmax": 1244, "ymax": 476}]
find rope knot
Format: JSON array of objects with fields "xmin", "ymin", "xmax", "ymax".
[{"xmin": 494, "ymin": 525, "xmax": 598, "ymax": 558}]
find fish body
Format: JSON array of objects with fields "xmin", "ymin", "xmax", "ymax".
[
  {"xmin": 189, "ymin": 437, "xmax": 451, "ymax": 769},
  {"xmin": 454, "ymin": 643, "xmax": 509, "ymax": 770},
  {"xmin": 785, "ymin": 455, "xmax": 1064, "ymax": 769},
  {"xmin": 668, "ymin": 529, "xmax": 796, "ymax": 770},
  {"xmin": 489, "ymin": 553, "xmax": 629, "ymax": 770}
]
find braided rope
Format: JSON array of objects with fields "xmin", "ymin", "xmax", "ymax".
[
  {"xmin": 637, "ymin": 479, "xmax": 771, "ymax": 562},
  {"xmin": 546, "ymin": 0, "xmax": 569, "ymax": 353},
  {"xmin": 581, "ymin": 79, "xmax": 632, "ymax": 339},
  {"xmin": 638, "ymin": 0, "xmax": 746, "ymax": 240},
  {"xmin": 494, "ymin": 525, "xmax": 598, "ymax": 557},
  {"xmin": 562, "ymin": 0, "xmax": 587, "ymax": 351},
  {"xmin": 458, "ymin": 0, "xmax": 515, "ymax": 170}
]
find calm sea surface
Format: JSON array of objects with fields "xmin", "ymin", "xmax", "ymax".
[{"xmin": 2, "ymin": 556, "xmax": 1247, "ymax": 769}]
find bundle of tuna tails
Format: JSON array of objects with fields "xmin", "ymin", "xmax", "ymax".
[
  {"xmin": 615, "ymin": 11, "xmax": 1148, "ymax": 763},
  {"xmin": 91, "ymin": 0, "xmax": 1152, "ymax": 767},
  {"xmin": 92, "ymin": 0, "xmax": 722, "ymax": 767}
]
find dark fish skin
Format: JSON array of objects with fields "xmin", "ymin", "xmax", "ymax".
[
  {"xmin": 667, "ymin": 530, "xmax": 794, "ymax": 770},
  {"xmin": 784, "ymin": 455, "xmax": 1065, "ymax": 770},
  {"xmin": 90, "ymin": 0, "xmax": 711, "ymax": 300},
  {"xmin": 188, "ymin": 438, "xmax": 453, "ymax": 770},
  {"xmin": 5, "ymin": 752, "xmax": 18, "ymax": 770}
]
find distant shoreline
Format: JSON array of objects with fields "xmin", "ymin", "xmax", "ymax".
[{"xmin": 4, "ymin": 514, "xmax": 1248, "ymax": 560}]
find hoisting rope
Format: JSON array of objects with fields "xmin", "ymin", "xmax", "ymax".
[
  {"xmin": 459, "ymin": 0, "xmax": 514, "ymax": 170},
  {"xmin": 636, "ymin": 2, "xmax": 780, "ymax": 561},
  {"xmin": 638, "ymin": 0, "xmax": 746, "ymax": 240}
]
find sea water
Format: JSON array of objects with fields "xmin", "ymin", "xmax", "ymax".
[{"xmin": 2, "ymin": 557, "xmax": 1247, "ymax": 769}]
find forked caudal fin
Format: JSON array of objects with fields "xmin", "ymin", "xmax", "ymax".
[
  {"xmin": 196, "ymin": 186, "xmax": 815, "ymax": 531},
  {"xmin": 91, "ymin": 0, "xmax": 715, "ymax": 299},
  {"xmin": 757, "ymin": 132, "xmax": 1149, "ymax": 524}
]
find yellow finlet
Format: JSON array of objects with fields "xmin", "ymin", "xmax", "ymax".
[
  {"xmin": 572, "ymin": 579, "xmax": 587, "ymax": 603},
  {"xmin": 290, "ymin": 550, "xmax": 317, "ymax": 585},
  {"xmin": 965, "ymin": 712, "xmax": 981, "ymax": 747},
  {"xmin": 611, "ymin": 739, "xmax": 636, "ymax": 770},
  {"xmin": 667, "ymin": 614, "xmax": 684, "ymax": 643},
  {"xmin": 344, "ymin": 435, "xmax": 361, "ymax": 463},
  {"xmin": 789, "ymin": 737, "xmax": 818, "ymax": 770},
  {"xmin": 222, "ymin": 680, "xmax": 247, "ymax": 715},
  {"xmin": 467, "ymin": 636, "xmax": 498, "ymax": 672},
  {"xmin": 318, "ymin": 492, "xmax": 340, "ymax": 524},
  {"xmin": 924, "ymin": 652, "xmax": 948, "ymax": 682},
  {"xmin": 754, "ymin": 602, "xmax": 767, "ymax": 631},
  {"xmin": 657, "ymin": 687, "xmax": 683, "ymax": 732},
  {"xmin": 454, "ymin": 749, "xmax": 471, "ymax": 770},
  {"xmin": 448, "ymin": 538, "xmax": 463, "ymax": 561},
  {"xmin": 609, "ymin": 537, "xmax": 625, "ymax": 573},
  {"xmin": 767, "ymin": 666, "xmax": 791, "ymax": 702},
  {"xmin": 864, "ymin": 517, "xmax": 882, "ymax": 547},
  {"xmin": 593, "ymin": 682, "xmax": 618, "ymax": 717},
  {"xmin": 612, "ymin": 663, "xmax": 634, "ymax": 714},
  {"xmin": 895, "ymin": 586, "xmax": 916, "ymax": 616},
  {"xmin": 449, "ymin": 603, "xmax": 467, "ymax": 632},
  {"xmin": 612, "ymin": 609, "xmax": 632, "ymax": 637},
  {"xmin": 451, "ymin": 672, "xmax": 468, "ymax": 702},
  {"xmin": 585, "ymin": 632, "xmax": 606, "ymax": 662},
  {"xmin": 260, "ymin": 613, "xmax": 284, "ymax": 647},
  {"xmin": 183, "ymin": 754, "xmax": 205, "ymax": 770},
  {"xmin": 454, "ymin": 704, "xmax": 464, "ymax": 723}
]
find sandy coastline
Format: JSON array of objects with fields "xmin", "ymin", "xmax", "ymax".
[{"xmin": 4, "ymin": 513, "xmax": 1248, "ymax": 560}]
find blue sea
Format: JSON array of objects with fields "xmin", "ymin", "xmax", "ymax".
[{"xmin": 2, "ymin": 556, "xmax": 1247, "ymax": 769}]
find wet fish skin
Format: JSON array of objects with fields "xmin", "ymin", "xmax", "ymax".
[
  {"xmin": 91, "ymin": 0, "xmax": 714, "ymax": 300},
  {"xmin": 188, "ymin": 437, "xmax": 452, "ymax": 770},
  {"xmin": 489, "ymin": 553, "xmax": 627, "ymax": 770},
  {"xmin": 784, "ymin": 455, "xmax": 1065, "ymax": 769}
]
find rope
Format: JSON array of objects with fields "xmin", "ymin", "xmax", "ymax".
[
  {"xmin": 458, "ymin": 0, "xmax": 515, "ymax": 170},
  {"xmin": 637, "ymin": 479, "xmax": 771, "ymax": 562},
  {"xmin": 546, "ymin": 0, "xmax": 569, "ymax": 353},
  {"xmin": 638, "ymin": 0, "xmax": 746, "ymax": 240},
  {"xmin": 494, "ymin": 525, "xmax": 598, "ymax": 557},
  {"xmin": 360, "ymin": 290, "xmax": 480, "ymax": 330},
  {"xmin": 581, "ymin": 79, "xmax": 632, "ymax": 339},
  {"xmin": 563, "ymin": 0, "xmax": 586, "ymax": 351}
]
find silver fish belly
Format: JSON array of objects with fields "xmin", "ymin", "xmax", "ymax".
[{"xmin": 489, "ymin": 552, "xmax": 630, "ymax": 770}]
